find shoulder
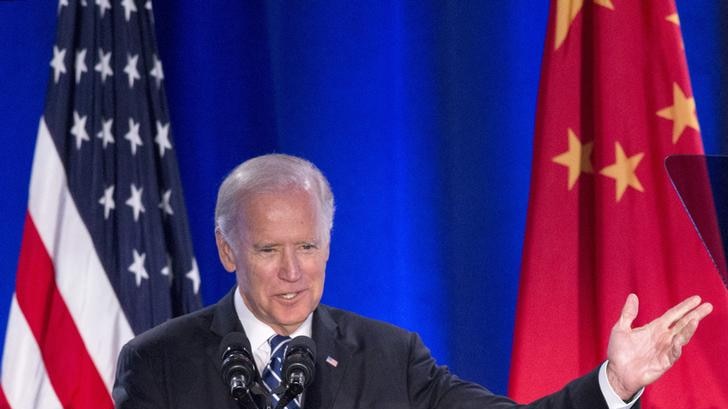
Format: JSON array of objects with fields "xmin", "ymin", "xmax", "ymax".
[
  {"xmin": 122, "ymin": 303, "xmax": 218, "ymax": 356},
  {"xmin": 316, "ymin": 304, "xmax": 421, "ymax": 351},
  {"xmin": 319, "ymin": 304, "xmax": 410, "ymax": 333}
]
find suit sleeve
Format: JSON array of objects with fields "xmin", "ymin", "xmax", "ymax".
[
  {"xmin": 405, "ymin": 332, "xmax": 620, "ymax": 409},
  {"xmin": 112, "ymin": 340, "xmax": 169, "ymax": 409}
]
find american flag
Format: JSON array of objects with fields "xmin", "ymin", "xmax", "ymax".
[{"xmin": 0, "ymin": 1, "xmax": 202, "ymax": 407}]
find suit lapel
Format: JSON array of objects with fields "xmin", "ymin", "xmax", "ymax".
[
  {"xmin": 307, "ymin": 305, "xmax": 355, "ymax": 409},
  {"xmin": 205, "ymin": 288, "xmax": 246, "ymax": 373}
]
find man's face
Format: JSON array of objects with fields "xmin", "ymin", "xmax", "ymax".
[{"xmin": 216, "ymin": 188, "xmax": 329, "ymax": 335}]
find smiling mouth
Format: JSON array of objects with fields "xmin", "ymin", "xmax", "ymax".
[{"xmin": 278, "ymin": 291, "xmax": 303, "ymax": 300}]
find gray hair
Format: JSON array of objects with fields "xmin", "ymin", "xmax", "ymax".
[{"xmin": 215, "ymin": 154, "xmax": 335, "ymax": 243}]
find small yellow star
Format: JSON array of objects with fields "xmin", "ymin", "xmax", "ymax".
[
  {"xmin": 656, "ymin": 83, "xmax": 700, "ymax": 144},
  {"xmin": 665, "ymin": 13, "xmax": 684, "ymax": 49},
  {"xmin": 555, "ymin": 0, "xmax": 615, "ymax": 50},
  {"xmin": 599, "ymin": 142, "xmax": 645, "ymax": 202},
  {"xmin": 552, "ymin": 128, "xmax": 594, "ymax": 190}
]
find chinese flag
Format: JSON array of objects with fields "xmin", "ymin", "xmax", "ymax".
[{"xmin": 509, "ymin": 1, "xmax": 728, "ymax": 408}]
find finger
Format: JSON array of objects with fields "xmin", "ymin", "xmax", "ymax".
[
  {"xmin": 671, "ymin": 303, "xmax": 712, "ymax": 335},
  {"xmin": 670, "ymin": 339, "xmax": 683, "ymax": 363},
  {"xmin": 658, "ymin": 295, "xmax": 702, "ymax": 328},
  {"xmin": 617, "ymin": 293, "xmax": 639, "ymax": 330},
  {"xmin": 675, "ymin": 319, "xmax": 700, "ymax": 348},
  {"xmin": 669, "ymin": 319, "xmax": 700, "ymax": 364}
]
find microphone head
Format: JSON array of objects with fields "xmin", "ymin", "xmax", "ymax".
[
  {"xmin": 219, "ymin": 332, "xmax": 257, "ymax": 397},
  {"xmin": 282, "ymin": 335, "xmax": 317, "ymax": 388},
  {"xmin": 218, "ymin": 332, "xmax": 251, "ymax": 360}
]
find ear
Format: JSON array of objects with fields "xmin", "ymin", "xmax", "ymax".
[
  {"xmin": 215, "ymin": 229, "xmax": 237, "ymax": 273},
  {"xmin": 322, "ymin": 240, "xmax": 331, "ymax": 263}
]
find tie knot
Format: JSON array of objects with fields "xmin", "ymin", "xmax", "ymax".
[{"xmin": 269, "ymin": 334, "xmax": 291, "ymax": 352}]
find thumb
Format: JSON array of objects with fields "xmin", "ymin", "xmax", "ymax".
[{"xmin": 618, "ymin": 293, "xmax": 639, "ymax": 330}]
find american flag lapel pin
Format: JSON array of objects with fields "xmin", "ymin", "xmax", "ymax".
[{"xmin": 325, "ymin": 355, "xmax": 338, "ymax": 368}]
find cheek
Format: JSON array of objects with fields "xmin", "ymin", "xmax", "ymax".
[
  {"xmin": 238, "ymin": 259, "xmax": 274, "ymax": 290},
  {"xmin": 304, "ymin": 258, "xmax": 327, "ymax": 283}
]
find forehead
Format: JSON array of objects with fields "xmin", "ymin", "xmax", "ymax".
[{"xmin": 239, "ymin": 188, "xmax": 321, "ymax": 232}]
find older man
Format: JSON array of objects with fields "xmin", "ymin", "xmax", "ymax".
[{"xmin": 113, "ymin": 154, "xmax": 713, "ymax": 408}]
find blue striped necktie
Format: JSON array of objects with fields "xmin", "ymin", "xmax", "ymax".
[{"xmin": 262, "ymin": 335, "xmax": 300, "ymax": 409}]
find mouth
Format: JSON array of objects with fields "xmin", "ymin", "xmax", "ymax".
[{"xmin": 276, "ymin": 290, "xmax": 305, "ymax": 301}]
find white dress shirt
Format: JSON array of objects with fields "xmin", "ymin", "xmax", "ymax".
[
  {"xmin": 598, "ymin": 361, "xmax": 643, "ymax": 409},
  {"xmin": 233, "ymin": 287, "xmax": 312, "ymax": 375}
]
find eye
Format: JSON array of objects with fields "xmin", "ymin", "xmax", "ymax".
[
  {"xmin": 256, "ymin": 246, "xmax": 277, "ymax": 254},
  {"xmin": 300, "ymin": 243, "xmax": 318, "ymax": 251}
]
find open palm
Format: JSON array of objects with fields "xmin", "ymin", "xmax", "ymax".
[{"xmin": 605, "ymin": 294, "xmax": 713, "ymax": 400}]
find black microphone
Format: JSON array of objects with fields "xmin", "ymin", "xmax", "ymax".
[
  {"xmin": 275, "ymin": 336, "xmax": 316, "ymax": 409},
  {"xmin": 219, "ymin": 332, "xmax": 258, "ymax": 401}
]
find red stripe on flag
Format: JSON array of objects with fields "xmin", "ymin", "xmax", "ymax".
[
  {"xmin": 0, "ymin": 385, "xmax": 10, "ymax": 409},
  {"xmin": 14, "ymin": 213, "xmax": 113, "ymax": 409}
]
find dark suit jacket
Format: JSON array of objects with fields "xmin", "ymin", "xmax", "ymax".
[{"xmin": 113, "ymin": 289, "xmax": 614, "ymax": 409}]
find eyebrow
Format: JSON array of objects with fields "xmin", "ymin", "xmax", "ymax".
[{"xmin": 252, "ymin": 239, "xmax": 319, "ymax": 249}]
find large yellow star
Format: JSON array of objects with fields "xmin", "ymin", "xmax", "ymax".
[
  {"xmin": 656, "ymin": 83, "xmax": 700, "ymax": 144},
  {"xmin": 599, "ymin": 142, "xmax": 644, "ymax": 202},
  {"xmin": 555, "ymin": 0, "xmax": 615, "ymax": 50},
  {"xmin": 552, "ymin": 128, "xmax": 594, "ymax": 190}
]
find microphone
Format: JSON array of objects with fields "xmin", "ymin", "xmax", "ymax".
[
  {"xmin": 219, "ymin": 332, "xmax": 258, "ymax": 401},
  {"xmin": 275, "ymin": 336, "xmax": 316, "ymax": 409}
]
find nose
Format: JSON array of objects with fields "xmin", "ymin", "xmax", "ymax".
[{"xmin": 279, "ymin": 247, "xmax": 302, "ymax": 282}]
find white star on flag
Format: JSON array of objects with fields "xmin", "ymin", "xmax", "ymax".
[
  {"xmin": 121, "ymin": 0, "xmax": 138, "ymax": 21},
  {"xmin": 145, "ymin": 0, "xmax": 154, "ymax": 24},
  {"xmin": 128, "ymin": 249, "xmax": 149, "ymax": 287},
  {"xmin": 150, "ymin": 55, "xmax": 164, "ymax": 88},
  {"xmin": 94, "ymin": 49, "xmax": 114, "ymax": 83},
  {"xmin": 95, "ymin": 0, "xmax": 111, "ymax": 17},
  {"xmin": 58, "ymin": 0, "xmax": 69, "ymax": 14},
  {"xmin": 159, "ymin": 189, "xmax": 174, "ymax": 216},
  {"xmin": 98, "ymin": 185, "xmax": 115, "ymax": 219},
  {"xmin": 124, "ymin": 118, "xmax": 143, "ymax": 155},
  {"xmin": 186, "ymin": 258, "xmax": 200, "ymax": 294},
  {"xmin": 75, "ymin": 49, "xmax": 88, "ymax": 84},
  {"xmin": 161, "ymin": 253, "xmax": 172, "ymax": 280},
  {"xmin": 50, "ymin": 46, "xmax": 67, "ymax": 83},
  {"xmin": 124, "ymin": 54, "xmax": 141, "ymax": 88},
  {"xmin": 97, "ymin": 117, "xmax": 115, "ymax": 148},
  {"xmin": 70, "ymin": 111, "xmax": 90, "ymax": 149},
  {"xmin": 155, "ymin": 121, "xmax": 172, "ymax": 157},
  {"xmin": 126, "ymin": 184, "xmax": 145, "ymax": 222}
]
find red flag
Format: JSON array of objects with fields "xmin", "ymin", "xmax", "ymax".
[{"xmin": 510, "ymin": 1, "xmax": 728, "ymax": 407}]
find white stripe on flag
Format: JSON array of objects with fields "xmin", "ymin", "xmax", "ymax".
[
  {"xmin": 26, "ymin": 118, "xmax": 134, "ymax": 391},
  {"xmin": 1, "ymin": 296, "xmax": 63, "ymax": 409}
]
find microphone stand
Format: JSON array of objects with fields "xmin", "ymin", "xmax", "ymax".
[
  {"xmin": 232, "ymin": 381, "xmax": 269, "ymax": 409},
  {"xmin": 235, "ymin": 380, "xmax": 306, "ymax": 409}
]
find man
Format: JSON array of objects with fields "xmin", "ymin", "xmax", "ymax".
[{"xmin": 113, "ymin": 154, "xmax": 713, "ymax": 408}]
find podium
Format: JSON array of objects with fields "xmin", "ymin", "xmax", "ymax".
[{"xmin": 666, "ymin": 154, "xmax": 728, "ymax": 289}]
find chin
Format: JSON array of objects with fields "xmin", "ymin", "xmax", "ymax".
[{"xmin": 279, "ymin": 306, "xmax": 313, "ymax": 324}]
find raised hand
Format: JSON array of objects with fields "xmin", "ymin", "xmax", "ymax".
[{"xmin": 605, "ymin": 293, "xmax": 713, "ymax": 400}]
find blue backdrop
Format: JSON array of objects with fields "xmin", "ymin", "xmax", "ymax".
[{"xmin": 0, "ymin": 1, "xmax": 725, "ymax": 395}]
